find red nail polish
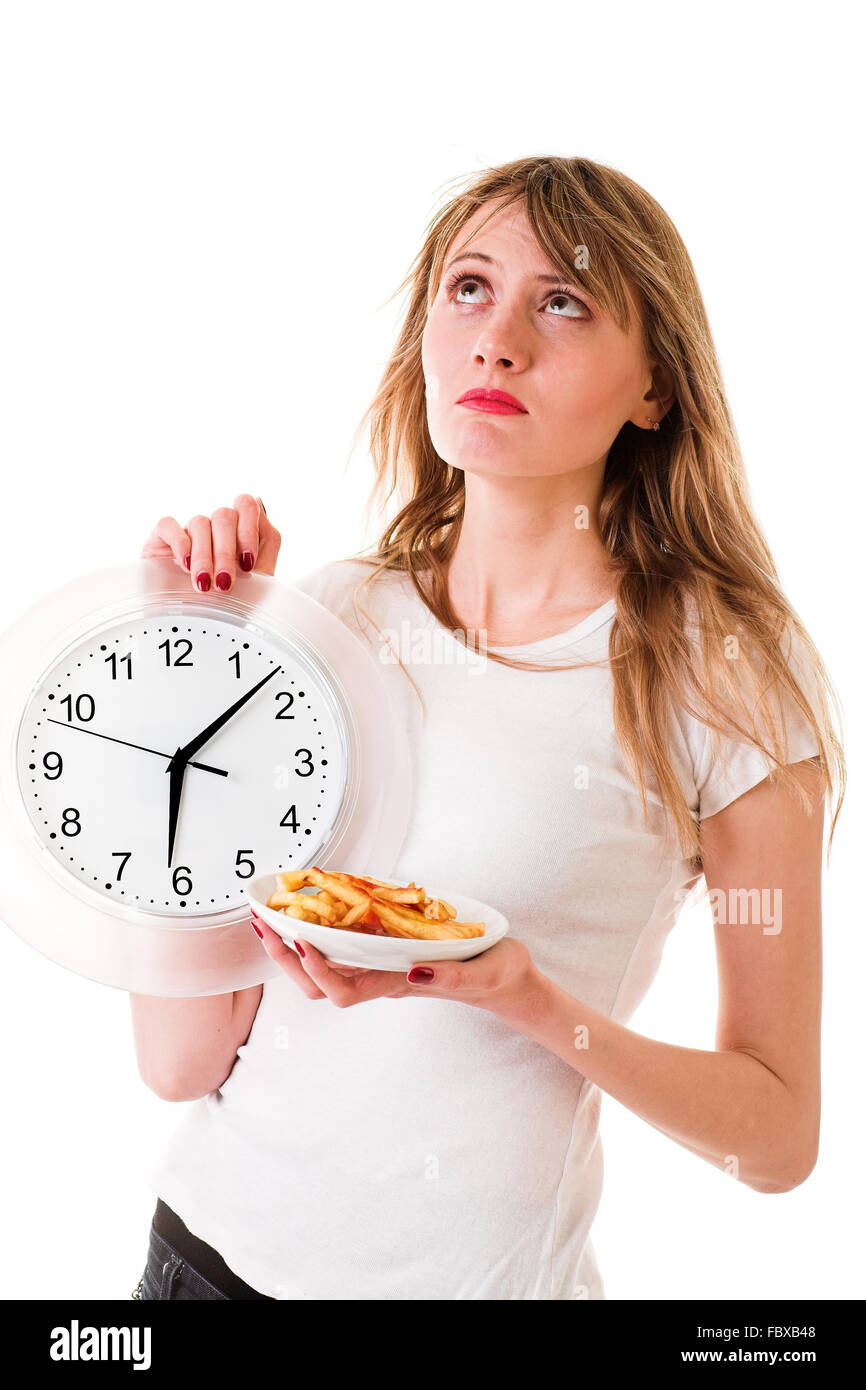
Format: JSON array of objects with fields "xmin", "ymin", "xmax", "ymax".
[
  {"xmin": 295, "ymin": 940, "xmax": 306, "ymax": 957},
  {"xmin": 215, "ymin": 571, "xmax": 231, "ymax": 591},
  {"xmin": 196, "ymin": 572, "xmax": 211, "ymax": 592},
  {"xmin": 250, "ymin": 919, "xmax": 263, "ymax": 939},
  {"xmin": 240, "ymin": 551, "xmax": 254, "ymax": 572},
  {"xmin": 407, "ymin": 967, "xmax": 434, "ymax": 984},
  {"xmin": 183, "ymin": 554, "xmax": 191, "ymax": 570}
]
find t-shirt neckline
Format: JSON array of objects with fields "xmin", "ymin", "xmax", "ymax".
[
  {"xmin": 404, "ymin": 578, "xmax": 617, "ymax": 658},
  {"xmin": 490, "ymin": 596, "xmax": 617, "ymax": 654}
]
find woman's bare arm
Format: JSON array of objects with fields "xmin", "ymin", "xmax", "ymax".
[
  {"xmin": 487, "ymin": 757, "xmax": 824, "ymax": 1194},
  {"xmin": 130, "ymin": 984, "xmax": 263, "ymax": 1101}
]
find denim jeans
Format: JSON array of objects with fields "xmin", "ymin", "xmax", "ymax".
[{"xmin": 133, "ymin": 1221, "xmax": 230, "ymax": 1301}]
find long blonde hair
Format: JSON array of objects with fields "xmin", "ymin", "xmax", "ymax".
[{"xmin": 343, "ymin": 155, "xmax": 845, "ymax": 866}]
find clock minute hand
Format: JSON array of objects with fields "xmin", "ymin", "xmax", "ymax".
[
  {"xmin": 175, "ymin": 664, "xmax": 283, "ymax": 765},
  {"xmin": 45, "ymin": 718, "xmax": 228, "ymax": 776}
]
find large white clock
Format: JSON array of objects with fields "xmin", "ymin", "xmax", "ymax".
[
  {"xmin": 0, "ymin": 558, "xmax": 411, "ymax": 995},
  {"xmin": 17, "ymin": 610, "xmax": 349, "ymax": 916}
]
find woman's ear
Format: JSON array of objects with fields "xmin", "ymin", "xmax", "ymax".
[{"xmin": 631, "ymin": 361, "xmax": 676, "ymax": 428}]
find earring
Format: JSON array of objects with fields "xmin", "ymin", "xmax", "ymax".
[{"xmin": 646, "ymin": 416, "xmax": 660, "ymax": 432}]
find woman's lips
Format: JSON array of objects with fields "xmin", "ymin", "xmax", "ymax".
[
  {"xmin": 456, "ymin": 388, "xmax": 528, "ymax": 415},
  {"xmin": 459, "ymin": 398, "xmax": 527, "ymax": 415}
]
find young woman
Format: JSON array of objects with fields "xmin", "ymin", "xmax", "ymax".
[{"xmin": 131, "ymin": 155, "xmax": 845, "ymax": 1301}]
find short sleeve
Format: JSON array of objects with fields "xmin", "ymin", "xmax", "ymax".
[
  {"xmin": 290, "ymin": 559, "xmax": 364, "ymax": 610},
  {"xmin": 289, "ymin": 559, "xmax": 377, "ymax": 630},
  {"xmin": 289, "ymin": 558, "xmax": 410, "ymax": 649},
  {"xmin": 689, "ymin": 622, "xmax": 822, "ymax": 821}
]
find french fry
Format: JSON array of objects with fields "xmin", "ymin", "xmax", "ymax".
[
  {"xmin": 338, "ymin": 898, "xmax": 373, "ymax": 927},
  {"xmin": 370, "ymin": 886, "xmax": 426, "ymax": 904},
  {"xmin": 388, "ymin": 901, "xmax": 482, "ymax": 938},
  {"xmin": 267, "ymin": 891, "xmax": 305, "ymax": 907},
  {"xmin": 267, "ymin": 889, "xmax": 337, "ymax": 923},
  {"xmin": 336, "ymin": 872, "xmax": 428, "ymax": 906},
  {"xmin": 281, "ymin": 904, "xmax": 317, "ymax": 924},
  {"xmin": 443, "ymin": 921, "xmax": 486, "ymax": 938},
  {"xmin": 276, "ymin": 871, "xmax": 311, "ymax": 892},
  {"xmin": 423, "ymin": 898, "xmax": 457, "ymax": 921},
  {"xmin": 306, "ymin": 866, "xmax": 370, "ymax": 908},
  {"xmin": 333, "ymin": 872, "xmax": 397, "ymax": 889},
  {"xmin": 370, "ymin": 898, "xmax": 484, "ymax": 941}
]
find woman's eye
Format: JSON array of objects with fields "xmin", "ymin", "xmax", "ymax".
[
  {"xmin": 545, "ymin": 292, "xmax": 586, "ymax": 319},
  {"xmin": 452, "ymin": 277, "xmax": 490, "ymax": 304}
]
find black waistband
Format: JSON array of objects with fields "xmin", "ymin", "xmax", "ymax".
[{"xmin": 153, "ymin": 1198, "xmax": 275, "ymax": 1300}]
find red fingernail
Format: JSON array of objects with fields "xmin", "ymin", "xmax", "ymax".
[
  {"xmin": 407, "ymin": 967, "xmax": 434, "ymax": 984},
  {"xmin": 215, "ymin": 571, "xmax": 231, "ymax": 591},
  {"xmin": 240, "ymin": 551, "xmax": 254, "ymax": 572},
  {"xmin": 183, "ymin": 554, "xmax": 191, "ymax": 570},
  {"xmin": 250, "ymin": 918, "xmax": 263, "ymax": 939},
  {"xmin": 196, "ymin": 572, "xmax": 211, "ymax": 592},
  {"xmin": 295, "ymin": 941, "xmax": 306, "ymax": 957}
]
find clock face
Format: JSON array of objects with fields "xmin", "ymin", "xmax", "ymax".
[{"xmin": 14, "ymin": 607, "xmax": 350, "ymax": 917}]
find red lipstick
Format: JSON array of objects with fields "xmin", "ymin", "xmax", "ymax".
[{"xmin": 457, "ymin": 388, "xmax": 528, "ymax": 415}]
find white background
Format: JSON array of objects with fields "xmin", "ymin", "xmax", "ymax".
[{"xmin": 0, "ymin": 1, "xmax": 861, "ymax": 1302}]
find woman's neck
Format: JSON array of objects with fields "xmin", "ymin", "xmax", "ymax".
[{"xmin": 446, "ymin": 468, "xmax": 617, "ymax": 645}]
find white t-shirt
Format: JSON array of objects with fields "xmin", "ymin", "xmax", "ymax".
[{"xmin": 146, "ymin": 559, "xmax": 821, "ymax": 1300}]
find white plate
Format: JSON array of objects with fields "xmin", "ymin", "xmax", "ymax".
[{"xmin": 245, "ymin": 870, "xmax": 509, "ymax": 972}]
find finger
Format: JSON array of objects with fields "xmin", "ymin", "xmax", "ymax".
[
  {"xmin": 233, "ymin": 494, "xmax": 261, "ymax": 573},
  {"xmin": 290, "ymin": 940, "xmax": 343, "ymax": 993},
  {"xmin": 187, "ymin": 515, "xmax": 214, "ymax": 592},
  {"xmin": 252, "ymin": 916, "xmax": 326, "ymax": 999},
  {"xmin": 294, "ymin": 943, "xmax": 405, "ymax": 1006},
  {"xmin": 141, "ymin": 516, "xmax": 192, "ymax": 571},
  {"xmin": 210, "ymin": 507, "xmax": 240, "ymax": 593},
  {"xmin": 253, "ymin": 498, "xmax": 282, "ymax": 577}
]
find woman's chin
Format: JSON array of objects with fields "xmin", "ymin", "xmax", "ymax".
[
  {"xmin": 446, "ymin": 436, "xmax": 545, "ymax": 475},
  {"xmin": 439, "ymin": 438, "xmax": 540, "ymax": 478}
]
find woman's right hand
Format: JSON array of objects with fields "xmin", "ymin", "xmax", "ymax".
[{"xmin": 140, "ymin": 494, "xmax": 281, "ymax": 594}]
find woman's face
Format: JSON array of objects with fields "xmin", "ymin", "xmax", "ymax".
[{"xmin": 421, "ymin": 198, "xmax": 658, "ymax": 480}]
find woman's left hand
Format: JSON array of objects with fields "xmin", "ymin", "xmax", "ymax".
[{"xmin": 249, "ymin": 912, "xmax": 539, "ymax": 1015}]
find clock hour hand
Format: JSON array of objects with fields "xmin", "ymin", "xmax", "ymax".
[
  {"xmin": 176, "ymin": 664, "xmax": 283, "ymax": 764},
  {"xmin": 166, "ymin": 748, "xmax": 186, "ymax": 869}
]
